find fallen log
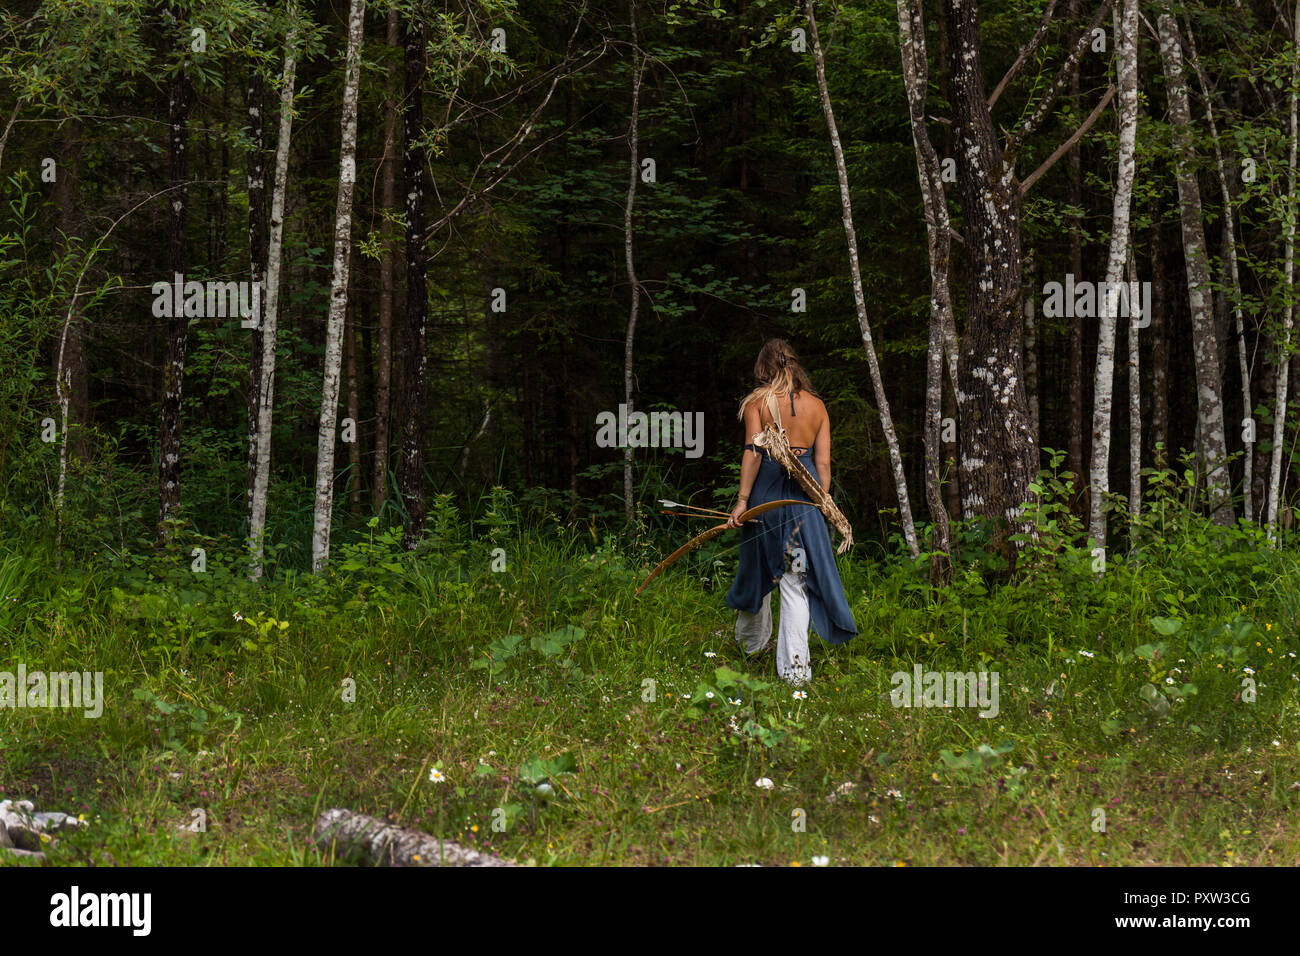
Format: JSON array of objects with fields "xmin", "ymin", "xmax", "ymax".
[{"xmin": 312, "ymin": 808, "xmax": 517, "ymax": 867}]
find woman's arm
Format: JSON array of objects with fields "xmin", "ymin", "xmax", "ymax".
[
  {"xmin": 727, "ymin": 401, "xmax": 763, "ymax": 528},
  {"xmin": 814, "ymin": 407, "xmax": 831, "ymax": 491}
]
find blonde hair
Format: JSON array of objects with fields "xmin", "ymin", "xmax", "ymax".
[{"xmin": 737, "ymin": 338, "xmax": 817, "ymax": 421}]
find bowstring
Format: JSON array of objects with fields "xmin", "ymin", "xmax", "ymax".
[{"xmin": 691, "ymin": 506, "xmax": 816, "ymax": 565}]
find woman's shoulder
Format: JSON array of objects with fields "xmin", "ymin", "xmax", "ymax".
[{"xmin": 795, "ymin": 390, "xmax": 827, "ymax": 413}]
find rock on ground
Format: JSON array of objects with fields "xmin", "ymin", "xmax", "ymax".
[
  {"xmin": 0, "ymin": 799, "xmax": 87, "ymax": 862},
  {"xmin": 313, "ymin": 808, "xmax": 517, "ymax": 867}
]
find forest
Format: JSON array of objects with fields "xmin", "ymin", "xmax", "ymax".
[{"xmin": 0, "ymin": 0, "xmax": 1298, "ymax": 869}]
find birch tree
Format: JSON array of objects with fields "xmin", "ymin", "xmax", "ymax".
[
  {"xmin": 247, "ymin": 10, "xmax": 298, "ymax": 580},
  {"xmin": 809, "ymin": 0, "xmax": 918, "ymax": 560},
  {"xmin": 1086, "ymin": 0, "xmax": 1138, "ymax": 549},
  {"xmin": 310, "ymin": 0, "xmax": 365, "ymax": 573},
  {"xmin": 52, "ymin": 120, "xmax": 88, "ymax": 468},
  {"xmin": 1157, "ymin": 12, "xmax": 1234, "ymax": 525},
  {"xmin": 1267, "ymin": 1, "xmax": 1299, "ymax": 541},
  {"xmin": 1186, "ymin": 23, "xmax": 1255, "ymax": 523},
  {"xmin": 244, "ymin": 19, "xmax": 269, "ymax": 550},
  {"xmin": 895, "ymin": 0, "xmax": 953, "ymax": 571}
]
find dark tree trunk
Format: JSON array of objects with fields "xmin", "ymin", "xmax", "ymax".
[
  {"xmin": 346, "ymin": 298, "xmax": 362, "ymax": 517},
  {"xmin": 397, "ymin": 11, "xmax": 428, "ymax": 549},
  {"xmin": 1066, "ymin": 0, "xmax": 1085, "ymax": 504},
  {"xmin": 373, "ymin": 7, "xmax": 399, "ymax": 515},
  {"xmin": 943, "ymin": 0, "xmax": 1037, "ymax": 562},
  {"xmin": 158, "ymin": 20, "xmax": 192, "ymax": 544},
  {"xmin": 1151, "ymin": 218, "xmax": 1169, "ymax": 469}
]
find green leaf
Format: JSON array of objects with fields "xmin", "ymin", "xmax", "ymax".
[
  {"xmin": 1134, "ymin": 642, "xmax": 1166, "ymax": 661},
  {"xmin": 529, "ymin": 625, "xmax": 584, "ymax": 658},
  {"xmin": 519, "ymin": 752, "xmax": 577, "ymax": 785},
  {"xmin": 713, "ymin": 665, "xmax": 744, "ymax": 687},
  {"xmin": 1150, "ymin": 616, "xmax": 1183, "ymax": 635}
]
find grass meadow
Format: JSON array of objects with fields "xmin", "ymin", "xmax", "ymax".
[{"xmin": 2, "ymin": 481, "xmax": 1299, "ymax": 867}]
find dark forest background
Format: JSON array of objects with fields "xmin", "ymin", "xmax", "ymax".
[{"xmin": 1, "ymin": 0, "xmax": 1296, "ymax": 570}]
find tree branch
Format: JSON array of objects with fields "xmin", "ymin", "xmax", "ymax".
[
  {"xmin": 421, "ymin": 13, "xmax": 605, "ymax": 244},
  {"xmin": 0, "ymin": 100, "xmax": 20, "ymax": 174},
  {"xmin": 988, "ymin": 0, "xmax": 1061, "ymax": 109},
  {"xmin": 1020, "ymin": 84, "xmax": 1116, "ymax": 195},
  {"xmin": 1008, "ymin": 0, "xmax": 1115, "ymax": 157}
]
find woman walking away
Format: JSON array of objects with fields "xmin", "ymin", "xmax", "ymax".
[{"xmin": 726, "ymin": 339, "xmax": 857, "ymax": 685}]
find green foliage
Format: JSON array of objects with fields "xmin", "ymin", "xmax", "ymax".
[
  {"xmin": 469, "ymin": 623, "xmax": 585, "ymax": 678},
  {"xmin": 130, "ymin": 685, "xmax": 242, "ymax": 754},
  {"xmin": 2, "ymin": 506, "xmax": 1297, "ymax": 866},
  {"xmin": 682, "ymin": 664, "xmax": 811, "ymax": 756},
  {"xmin": 938, "ymin": 741, "xmax": 1014, "ymax": 772}
]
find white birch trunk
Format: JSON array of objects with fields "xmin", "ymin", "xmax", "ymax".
[
  {"xmin": 896, "ymin": 0, "xmax": 953, "ymax": 568},
  {"xmin": 1186, "ymin": 24, "xmax": 1254, "ymax": 523},
  {"xmin": 810, "ymin": 0, "xmax": 918, "ymax": 559},
  {"xmin": 248, "ymin": 13, "xmax": 299, "ymax": 580},
  {"xmin": 311, "ymin": 0, "xmax": 366, "ymax": 573},
  {"xmin": 1158, "ymin": 13, "xmax": 1234, "ymax": 525},
  {"xmin": 1087, "ymin": 0, "xmax": 1139, "ymax": 549},
  {"xmin": 54, "ymin": 286, "xmax": 80, "ymax": 551},
  {"xmin": 1267, "ymin": 1, "xmax": 1300, "ymax": 541}
]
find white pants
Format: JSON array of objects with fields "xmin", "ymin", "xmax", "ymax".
[{"xmin": 734, "ymin": 562, "xmax": 812, "ymax": 686}]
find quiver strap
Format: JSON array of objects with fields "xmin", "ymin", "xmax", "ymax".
[{"xmin": 753, "ymin": 394, "xmax": 853, "ymax": 555}]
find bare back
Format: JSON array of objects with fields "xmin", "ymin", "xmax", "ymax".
[{"xmin": 756, "ymin": 390, "xmax": 826, "ymax": 451}]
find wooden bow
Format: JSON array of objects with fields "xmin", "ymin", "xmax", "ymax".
[{"xmin": 634, "ymin": 499, "xmax": 810, "ymax": 597}]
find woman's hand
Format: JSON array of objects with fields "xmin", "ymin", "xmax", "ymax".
[{"xmin": 727, "ymin": 500, "xmax": 748, "ymax": 528}]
